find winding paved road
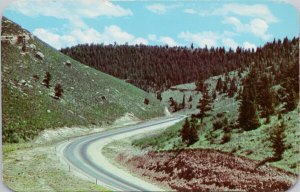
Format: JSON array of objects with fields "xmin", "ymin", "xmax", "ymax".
[{"xmin": 60, "ymin": 115, "xmax": 185, "ymax": 191}]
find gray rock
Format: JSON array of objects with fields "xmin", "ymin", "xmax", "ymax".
[
  {"xmin": 36, "ymin": 51, "xmax": 44, "ymax": 60},
  {"xmin": 19, "ymin": 80, "xmax": 26, "ymax": 85},
  {"xmin": 29, "ymin": 44, "xmax": 36, "ymax": 50}
]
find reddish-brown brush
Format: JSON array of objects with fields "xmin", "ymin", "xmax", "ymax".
[{"xmin": 116, "ymin": 149, "xmax": 297, "ymax": 192}]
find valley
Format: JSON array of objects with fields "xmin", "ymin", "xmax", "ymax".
[{"xmin": 2, "ymin": 13, "xmax": 299, "ymax": 192}]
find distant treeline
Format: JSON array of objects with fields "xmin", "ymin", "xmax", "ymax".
[{"xmin": 61, "ymin": 37, "xmax": 298, "ymax": 92}]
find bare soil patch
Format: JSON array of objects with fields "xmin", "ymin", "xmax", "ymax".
[{"xmin": 116, "ymin": 148, "xmax": 297, "ymax": 192}]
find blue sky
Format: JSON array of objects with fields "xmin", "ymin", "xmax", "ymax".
[{"xmin": 2, "ymin": 0, "xmax": 299, "ymax": 50}]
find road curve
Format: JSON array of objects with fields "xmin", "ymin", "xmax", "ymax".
[{"xmin": 60, "ymin": 115, "xmax": 185, "ymax": 191}]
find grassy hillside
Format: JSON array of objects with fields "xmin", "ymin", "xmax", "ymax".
[
  {"xmin": 1, "ymin": 17, "xmax": 164, "ymax": 143},
  {"xmin": 133, "ymin": 73, "xmax": 300, "ymax": 174}
]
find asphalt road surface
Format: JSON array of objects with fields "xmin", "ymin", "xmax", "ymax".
[{"xmin": 62, "ymin": 115, "xmax": 185, "ymax": 191}]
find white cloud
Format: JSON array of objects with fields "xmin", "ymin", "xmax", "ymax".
[
  {"xmin": 223, "ymin": 17, "xmax": 272, "ymax": 40},
  {"xmin": 148, "ymin": 34, "xmax": 157, "ymax": 41},
  {"xmin": 9, "ymin": 0, "xmax": 132, "ymax": 18},
  {"xmin": 178, "ymin": 30, "xmax": 255, "ymax": 50},
  {"xmin": 184, "ymin": 8, "xmax": 197, "ymax": 14},
  {"xmin": 184, "ymin": 4, "xmax": 278, "ymax": 23},
  {"xmin": 33, "ymin": 28, "xmax": 77, "ymax": 49},
  {"xmin": 9, "ymin": 0, "xmax": 133, "ymax": 29},
  {"xmin": 249, "ymin": 19, "xmax": 271, "ymax": 40},
  {"xmin": 74, "ymin": 0, "xmax": 133, "ymax": 18},
  {"xmin": 101, "ymin": 25, "xmax": 134, "ymax": 44},
  {"xmin": 159, "ymin": 36, "xmax": 178, "ymax": 47},
  {"xmin": 178, "ymin": 31, "xmax": 219, "ymax": 48},
  {"xmin": 213, "ymin": 3, "xmax": 278, "ymax": 23},
  {"xmin": 222, "ymin": 38, "xmax": 239, "ymax": 50},
  {"xmin": 132, "ymin": 38, "xmax": 149, "ymax": 45},
  {"xmin": 100, "ymin": 25, "xmax": 148, "ymax": 45},
  {"xmin": 146, "ymin": 3, "xmax": 179, "ymax": 14},
  {"xmin": 146, "ymin": 4, "xmax": 168, "ymax": 14},
  {"xmin": 70, "ymin": 28, "xmax": 102, "ymax": 44},
  {"xmin": 223, "ymin": 17, "xmax": 244, "ymax": 31},
  {"xmin": 243, "ymin": 42, "xmax": 257, "ymax": 50},
  {"xmin": 33, "ymin": 25, "xmax": 148, "ymax": 49},
  {"xmin": 147, "ymin": 35, "xmax": 179, "ymax": 47}
]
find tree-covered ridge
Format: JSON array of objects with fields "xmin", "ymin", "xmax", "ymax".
[{"xmin": 61, "ymin": 37, "xmax": 298, "ymax": 92}]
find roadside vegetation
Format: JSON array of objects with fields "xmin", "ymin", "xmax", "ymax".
[{"xmin": 3, "ymin": 142, "xmax": 110, "ymax": 192}]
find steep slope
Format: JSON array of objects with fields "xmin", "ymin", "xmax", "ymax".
[{"xmin": 1, "ymin": 17, "xmax": 164, "ymax": 143}]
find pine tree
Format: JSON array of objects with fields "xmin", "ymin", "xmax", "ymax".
[
  {"xmin": 281, "ymin": 62, "xmax": 299, "ymax": 112},
  {"xmin": 212, "ymin": 90, "xmax": 217, "ymax": 100},
  {"xmin": 191, "ymin": 43, "xmax": 194, "ymax": 50},
  {"xmin": 42, "ymin": 72, "xmax": 51, "ymax": 88},
  {"xmin": 196, "ymin": 73, "xmax": 205, "ymax": 92},
  {"xmin": 238, "ymin": 86, "xmax": 260, "ymax": 131},
  {"xmin": 182, "ymin": 94, "xmax": 186, "ymax": 109},
  {"xmin": 215, "ymin": 77, "xmax": 223, "ymax": 92},
  {"xmin": 181, "ymin": 118, "xmax": 190, "ymax": 143},
  {"xmin": 156, "ymin": 92, "xmax": 162, "ymax": 101},
  {"xmin": 196, "ymin": 87, "xmax": 212, "ymax": 123},
  {"xmin": 168, "ymin": 97, "xmax": 179, "ymax": 112},
  {"xmin": 180, "ymin": 118, "xmax": 198, "ymax": 146},
  {"xmin": 228, "ymin": 78, "xmax": 237, "ymax": 97},
  {"xmin": 270, "ymin": 121, "xmax": 286, "ymax": 160},
  {"xmin": 144, "ymin": 98, "xmax": 150, "ymax": 105},
  {"xmin": 188, "ymin": 95, "xmax": 193, "ymax": 102},
  {"xmin": 222, "ymin": 82, "xmax": 228, "ymax": 94},
  {"xmin": 54, "ymin": 84, "xmax": 63, "ymax": 100},
  {"xmin": 257, "ymin": 75, "xmax": 274, "ymax": 117},
  {"xmin": 284, "ymin": 89, "xmax": 298, "ymax": 112}
]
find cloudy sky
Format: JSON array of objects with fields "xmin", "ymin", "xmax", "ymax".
[{"xmin": 2, "ymin": 0, "xmax": 299, "ymax": 50}]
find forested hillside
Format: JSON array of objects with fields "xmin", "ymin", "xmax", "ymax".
[
  {"xmin": 61, "ymin": 38, "xmax": 298, "ymax": 92},
  {"xmin": 132, "ymin": 37, "xmax": 299, "ymax": 174}
]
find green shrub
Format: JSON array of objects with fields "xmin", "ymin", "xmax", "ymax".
[{"xmin": 213, "ymin": 117, "xmax": 228, "ymax": 130}]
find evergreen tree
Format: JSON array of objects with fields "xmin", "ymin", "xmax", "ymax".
[
  {"xmin": 212, "ymin": 90, "xmax": 217, "ymax": 100},
  {"xmin": 281, "ymin": 62, "xmax": 299, "ymax": 111},
  {"xmin": 191, "ymin": 43, "xmax": 194, "ymax": 50},
  {"xmin": 270, "ymin": 121, "xmax": 286, "ymax": 160},
  {"xmin": 257, "ymin": 75, "xmax": 274, "ymax": 117},
  {"xmin": 196, "ymin": 73, "xmax": 205, "ymax": 92},
  {"xmin": 215, "ymin": 77, "xmax": 223, "ymax": 92},
  {"xmin": 238, "ymin": 86, "xmax": 260, "ymax": 131},
  {"xmin": 228, "ymin": 78, "xmax": 237, "ymax": 98},
  {"xmin": 42, "ymin": 72, "xmax": 51, "ymax": 88},
  {"xmin": 188, "ymin": 95, "xmax": 193, "ymax": 102},
  {"xmin": 284, "ymin": 89, "xmax": 298, "ymax": 112},
  {"xmin": 60, "ymin": 37, "xmax": 299, "ymax": 92},
  {"xmin": 180, "ymin": 118, "xmax": 199, "ymax": 146},
  {"xmin": 196, "ymin": 88, "xmax": 212, "ymax": 123},
  {"xmin": 182, "ymin": 94, "xmax": 186, "ymax": 109},
  {"xmin": 222, "ymin": 82, "xmax": 228, "ymax": 94},
  {"xmin": 156, "ymin": 92, "xmax": 162, "ymax": 101},
  {"xmin": 53, "ymin": 83, "xmax": 63, "ymax": 100},
  {"xmin": 168, "ymin": 97, "xmax": 178, "ymax": 112},
  {"xmin": 144, "ymin": 98, "xmax": 150, "ymax": 105}
]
